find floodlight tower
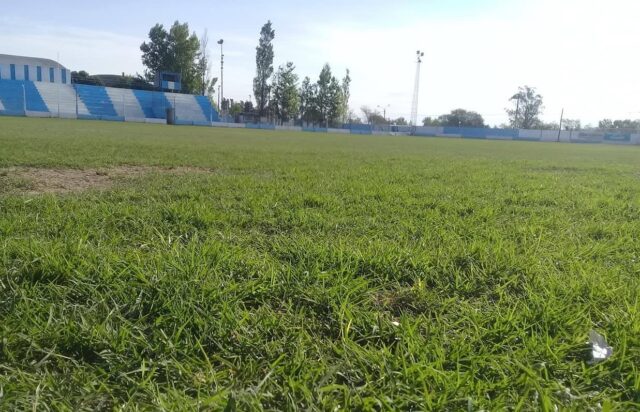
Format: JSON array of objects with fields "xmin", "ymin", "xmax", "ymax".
[
  {"xmin": 218, "ymin": 39, "xmax": 224, "ymax": 113},
  {"xmin": 410, "ymin": 50, "xmax": 424, "ymax": 127}
]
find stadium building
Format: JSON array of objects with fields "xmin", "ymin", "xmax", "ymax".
[
  {"xmin": 0, "ymin": 54, "xmax": 70, "ymax": 85},
  {"xmin": 0, "ymin": 54, "xmax": 218, "ymax": 124}
]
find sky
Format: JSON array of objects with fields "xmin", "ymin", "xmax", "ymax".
[{"xmin": 1, "ymin": 0, "xmax": 639, "ymax": 126}]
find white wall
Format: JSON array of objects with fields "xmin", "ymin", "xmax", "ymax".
[{"xmin": 414, "ymin": 126, "xmax": 443, "ymax": 136}]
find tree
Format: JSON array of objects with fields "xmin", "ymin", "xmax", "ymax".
[
  {"xmin": 253, "ymin": 21, "xmax": 275, "ymax": 117},
  {"xmin": 361, "ymin": 106, "xmax": 374, "ymax": 123},
  {"xmin": 539, "ymin": 121, "xmax": 560, "ymax": 130},
  {"xmin": 598, "ymin": 119, "xmax": 614, "ymax": 129},
  {"xmin": 313, "ymin": 64, "xmax": 346, "ymax": 127},
  {"xmin": 341, "ymin": 69, "xmax": 351, "ymax": 124},
  {"xmin": 197, "ymin": 29, "xmax": 218, "ymax": 97},
  {"xmin": 71, "ymin": 70, "xmax": 102, "ymax": 86},
  {"xmin": 563, "ymin": 119, "xmax": 581, "ymax": 131},
  {"xmin": 361, "ymin": 106, "xmax": 386, "ymax": 125},
  {"xmin": 422, "ymin": 117, "xmax": 441, "ymax": 126},
  {"xmin": 140, "ymin": 24, "xmax": 169, "ymax": 80},
  {"xmin": 327, "ymin": 76, "xmax": 344, "ymax": 126},
  {"xmin": 299, "ymin": 76, "xmax": 318, "ymax": 125},
  {"xmin": 221, "ymin": 98, "xmax": 230, "ymax": 112},
  {"xmin": 393, "ymin": 117, "xmax": 408, "ymax": 126},
  {"xmin": 271, "ymin": 62, "xmax": 300, "ymax": 124},
  {"xmin": 506, "ymin": 86, "xmax": 543, "ymax": 129},
  {"xmin": 598, "ymin": 119, "xmax": 640, "ymax": 130},
  {"xmin": 316, "ymin": 64, "xmax": 333, "ymax": 127},
  {"xmin": 229, "ymin": 101, "xmax": 243, "ymax": 117},
  {"xmin": 140, "ymin": 21, "xmax": 202, "ymax": 94},
  {"xmin": 347, "ymin": 109, "xmax": 360, "ymax": 124},
  {"xmin": 438, "ymin": 109, "xmax": 485, "ymax": 127}
]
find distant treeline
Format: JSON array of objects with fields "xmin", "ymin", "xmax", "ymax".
[{"xmin": 71, "ymin": 71, "xmax": 156, "ymax": 91}]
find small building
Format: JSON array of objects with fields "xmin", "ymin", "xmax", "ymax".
[{"xmin": 0, "ymin": 54, "xmax": 70, "ymax": 85}]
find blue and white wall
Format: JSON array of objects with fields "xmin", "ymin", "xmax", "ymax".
[{"xmin": 0, "ymin": 54, "xmax": 69, "ymax": 85}]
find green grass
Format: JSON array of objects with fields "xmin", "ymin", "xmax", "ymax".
[{"xmin": 1, "ymin": 117, "xmax": 639, "ymax": 410}]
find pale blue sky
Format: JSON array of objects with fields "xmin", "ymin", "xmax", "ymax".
[{"xmin": 2, "ymin": 0, "xmax": 639, "ymax": 125}]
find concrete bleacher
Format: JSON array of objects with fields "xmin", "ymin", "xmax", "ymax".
[
  {"xmin": 0, "ymin": 80, "xmax": 48, "ymax": 114},
  {"xmin": 0, "ymin": 78, "xmax": 218, "ymax": 124},
  {"xmin": 164, "ymin": 92, "xmax": 218, "ymax": 124},
  {"xmin": 34, "ymin": 81, "xmax": 87, "ymax": 118},
  {"xmin": 105, "ymin": 88, "xmax": 146, "ymax": 119},
  {"xmin": 75, "ymin": 84, "xmax": 120, "ymax": 120}
]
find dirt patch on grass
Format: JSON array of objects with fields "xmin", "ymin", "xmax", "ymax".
[{"xmin": 0, "ymin": 166, "xmax": 213, "ymax": 195}]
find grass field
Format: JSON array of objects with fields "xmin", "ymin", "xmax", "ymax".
[{"xmin": 1, "ymin": 117, "xmax": 639, "ymax": 410}]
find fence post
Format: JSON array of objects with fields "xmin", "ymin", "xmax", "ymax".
[
  {"xmin": 56, "ymin": 83, "xmax": 60, "ymax": 118},
  {"xmin": 22, "ymin": 84, "xmax": 26, "ymax": 115}
]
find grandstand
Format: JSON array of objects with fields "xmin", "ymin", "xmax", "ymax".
[{"xmin": 0, "ymin": 54, "xmax": 219, "ymax": 124}]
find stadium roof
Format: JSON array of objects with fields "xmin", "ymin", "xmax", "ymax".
[{"xmin": 0, "ymin": 54, "xmax": 68, "ymax": 70}]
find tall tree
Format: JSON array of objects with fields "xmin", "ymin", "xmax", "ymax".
[
  {"xmin": 253, "ymin": 21, "xmax": 275, "ymax": 117},
  {"xmin": 438, "ymin": 109, "xmax": 485, "ymax": 127},
  {"xmin": 140, "ymin": 21, "xmax": 201, "ymax": 94},
  {"xmin": 327, "ymin": 76, "xmax": 344, "ymax": 126},
  {"xmin": 197, "ymin": 29, "xmax": 218, "ymax": 97},
  {"xmin": 341, "ymin": 69, "xmax": 351, "ymax": 124},
  {"xmin": 140, "ymin": 24, "xmax": 169, "ymax": 80},
  {"xmin": 506, "ymin": 86, "xmax": 543, "ymax": 129},
  {"xmin": 316, "ymin": 64, "xmax": 333, "ymax": 127},
  {"xmin": 299, "ymin": 76, "xmax": 317, "ymax": 125},
  {"xmin": 271, "ymin": 62, "xmax": 300, "ymax": 124}
]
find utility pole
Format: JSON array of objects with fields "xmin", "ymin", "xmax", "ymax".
[
  {"xmin": 218, "ymin": 39, "xmax": 224, "ymax": 115},
  {"xmin": 378, "ymin": 104, "xmax": 390, "ymax": 127},
  {"xmin": 557, "ymin": 108, "xmax": 564, "ymax": 142}
]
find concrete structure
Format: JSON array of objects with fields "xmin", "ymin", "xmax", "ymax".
[{"xmin": 0, "ymin": 54, "xmax": 69, "ymax": 85}]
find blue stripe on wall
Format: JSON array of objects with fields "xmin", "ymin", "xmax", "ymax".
[
  {"xmin": 154, "ymin": 93, "xmax": 171, "ymax": 118},
  {"xmin": 132, "ymin": 89, "xmax": 159, "ymax": 118},
  {"xmin": 0, "ymin": 80, "xmax": 47, "ymax": 113},
  {"xmin": 37, "ymin": 66, "xmax": 42, "ymax": 82},
  {"xmin": 10, "ymin": 64, "xmax": 16, "ymax": 80},
  {"xmin": 75, "ymin": 84, "xmax": 118, "ymax": 117},
  {"xmin": 23, "ymin": 81, "xmax": 48, "ymax": 112},
  {"xmin": 24, "ymin": 65, "xmax": 29, "ymax": 81},
  {"xmin": 195, "ymin": 95, "xmax": 218, "ymax": 122}
]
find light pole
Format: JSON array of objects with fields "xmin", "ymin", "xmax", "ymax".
[
  {"xmin": 218, "ymin": 39, "xmax": 224, "ymax": 115},
  {"xmin": 377, "ymin": 104, "xmax": 390, "ymax": 125},
  {"xmin": 410, "ymin": 50, "xmax": 424, "ymax": 127}
]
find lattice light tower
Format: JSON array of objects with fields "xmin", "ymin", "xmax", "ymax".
[{"xmin": 410, "ymin": 50, "xmax": 424, "ymax": 127}]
